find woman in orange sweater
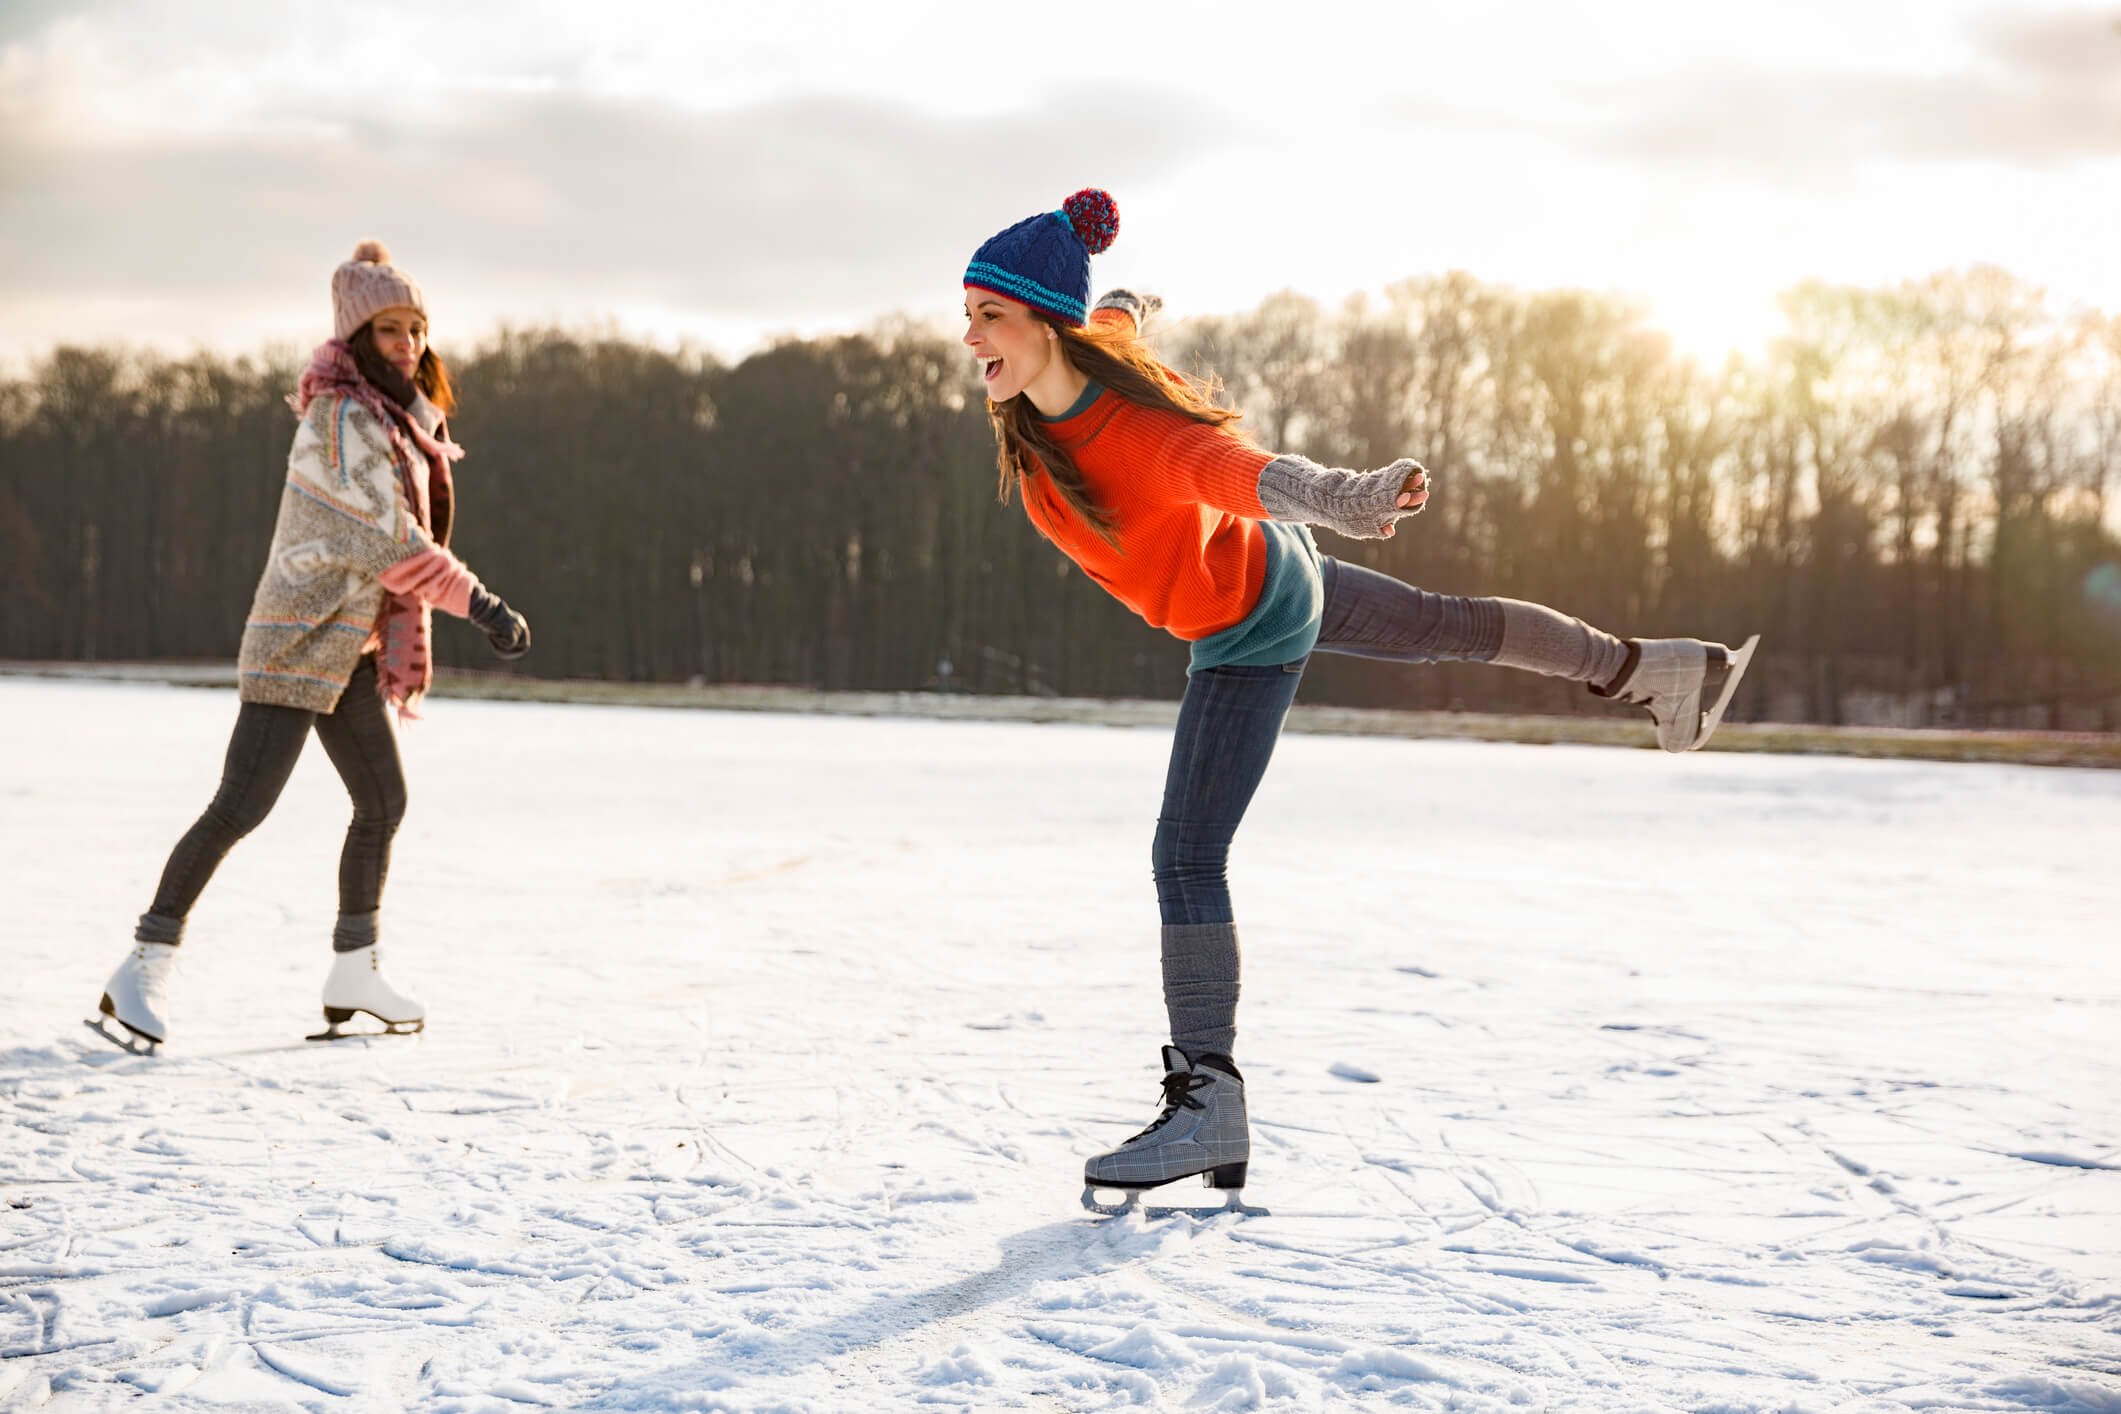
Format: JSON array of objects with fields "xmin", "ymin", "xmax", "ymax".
[{"xmin": 964, "ymin": 191, "xmax": 1757, "ymax": 1214}]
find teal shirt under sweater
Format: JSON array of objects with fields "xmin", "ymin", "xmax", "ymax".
[
  {"xmin": 1039, "ymin": 380, "xmax": 1325, "ymax": 674},
  {"xmin": 1187, "ymin": 520, "xmax": 1323, "ymax": 672}
]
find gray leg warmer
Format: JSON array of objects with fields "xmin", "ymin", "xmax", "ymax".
[
  {"xmin": 134, "ymin": 911, "xmax": 185, "ymax": 946},
  {"xmin": 1162, "ymin": 921, "xmax": 1241, "ymax": 1058},
  {"xmin": 332, "ymin": 909, "xmax": 380, "ymax": 954},
  {"xmin": 1490, "ymin": 599, "xmax": 1630, "ymax": 688}
]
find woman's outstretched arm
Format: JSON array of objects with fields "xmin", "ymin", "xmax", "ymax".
[{"xmin": 1256, "ymin": 454, "xmax": 1430, "ymax": 539}]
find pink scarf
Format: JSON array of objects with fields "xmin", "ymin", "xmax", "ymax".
[{"xmin": 290, "ymin": 340, "xmax": 466, "ymax": 719}]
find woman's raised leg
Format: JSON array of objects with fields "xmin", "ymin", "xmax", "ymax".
[{"xmin": 1314, "ymin": 557, "xmax": 1755, "ymax": 751}]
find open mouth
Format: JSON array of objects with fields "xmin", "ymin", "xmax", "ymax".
[{"xmin": 980, "ymin": 356, "xmax": 1003, "ymax": 384}]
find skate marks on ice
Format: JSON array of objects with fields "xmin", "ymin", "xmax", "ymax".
[
  {"xmin": 5, "ymin": 682, "xmax": 2121, "ymax": 1408},
  {"xmin": 18, "ymin": 1040, "xmax": 2078, "ymax": 1411},
  {"xmin": 0, "ymin": 1052, "xmax": 1467, "ymax": 1410},
  {"xmin": 2, "ymin": 1044, "xmax": 867, "ymax": 1404},
  {"xmin": 1246, "ymin": 1026, "xmax": 2121, "ymax": 1409}
]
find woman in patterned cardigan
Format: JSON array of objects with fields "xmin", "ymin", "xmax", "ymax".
[{"xmin": 90, "ymin": 242, "xmax": 531, "ymax": 1054}]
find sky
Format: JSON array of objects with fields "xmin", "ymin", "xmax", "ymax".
[{"xmin": 3, "ymin": 0, "xmax": 2118, "ymax": 366}]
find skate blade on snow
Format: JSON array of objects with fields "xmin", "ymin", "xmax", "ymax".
[
  {"xmin": 1080, "ymin": 1186, "xmax": 1267, "ymax": 1219},
  {"xmin": 1693, "ymin": 633, "xmax": 1760, "ymax": 751},
  {"xmin": 306, "ymin": 1007, "xmax": 424, "ymax": 1042},
  {"xmin": 83, "ymin": 1013, "xmax": 160, "ymax": 1057},
  {"xmin": 1081, "ymin": 1180, "xmax": 1267, "ymax": 1220},
  {"xmin": 306, "ymin": 1021, "xmax": 423, "ymax": 1042}
]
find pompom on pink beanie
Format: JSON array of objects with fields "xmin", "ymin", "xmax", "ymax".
[{"xmin": 332, "ymin": 240, "xmax": 426, "ymax": 341}]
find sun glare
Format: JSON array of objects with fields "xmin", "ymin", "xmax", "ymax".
[{"xmin": 1643, "ymin": 278, "xmax": 1791, "ymax": 367}]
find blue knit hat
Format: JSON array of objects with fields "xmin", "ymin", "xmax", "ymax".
[{"xmin": 963, "ymin": 188, "xmax": 1120, "ymax": 327}]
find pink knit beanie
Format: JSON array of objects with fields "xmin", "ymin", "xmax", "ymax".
[{"xmin": 332, "ymin": 240, "xmax": 426, "ymax": 341}]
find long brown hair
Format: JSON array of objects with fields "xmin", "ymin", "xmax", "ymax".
[
  {"xmin": 989, "ymin": 314, "xmax": 1247, "ymax": 550},
  {"xmin": 350, "ymin": 321, "xmax": 458, "ymax": 416}
]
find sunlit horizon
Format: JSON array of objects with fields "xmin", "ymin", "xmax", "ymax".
[{"xmin": 4, "ymin": 1, "xmax": 2116, "ymax": 370}]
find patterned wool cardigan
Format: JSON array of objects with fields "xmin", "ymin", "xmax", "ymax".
[{"xmin": 237, "ymin": 371, "xmax": 482, "ymax": 714}]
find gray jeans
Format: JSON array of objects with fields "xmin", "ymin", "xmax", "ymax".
[
  {"xmin": 1153, "ymin": 557, "xmax": 1505, "ymax": 928},
  {"xmin": 1155, "ymin": 558, "xmax": 1623, "ymax": 1056}
]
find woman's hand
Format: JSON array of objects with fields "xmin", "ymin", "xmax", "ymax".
[
  {"xmin": 1381, "ymin": 465, "xmax": 1431, "ymax": 538},
  {"xmin": 469, "ymin": 587, "xmax": 532, "ymax": 659},
  {"xmin": 484, "ymin": 606, "xmax": 531, "ymax": 660}
]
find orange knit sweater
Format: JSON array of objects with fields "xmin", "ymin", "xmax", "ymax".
[{"xmin": 1021, "ymin": 390, "xmax": 1277, "ymax": 642}]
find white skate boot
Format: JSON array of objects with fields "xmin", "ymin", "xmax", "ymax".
[
  {"xmin": 1082, "ymin": 1046, "xmax": 1261, "ymax": 1217},
  {"xmin": 310, "ymin": 945, "xmax": 425, "ymax": 1040},
  {"xmin": 87, "ymin": 942, "xmax": 177, "ymax": 1054},
  {"xmin": 1594, "ymin": 634, "xmax": 1761, "ymax": 752}
]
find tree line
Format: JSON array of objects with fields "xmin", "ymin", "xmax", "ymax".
[{"xmin": 4, "ymin": 268, "xmax": 2118, "ymax": 729}]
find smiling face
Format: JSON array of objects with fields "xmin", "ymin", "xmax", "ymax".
[
  {"xmin": 962, "ymin": 288, "xmax": 1057, "ymax": 403},
  {"xmin": 368, "ymin": 306, "xmax": 428, "ymax": 378}
]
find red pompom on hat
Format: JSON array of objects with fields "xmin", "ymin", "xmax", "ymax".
[{"xmin": 1062, "ymin": 189, "xmax": 1119, "ymax": 255}]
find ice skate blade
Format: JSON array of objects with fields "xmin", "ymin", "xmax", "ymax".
[
  {"xmin": 306, "ymin": 1016, "xmax": 424, "ymax": 1042},
  {"xmin": 1081, "ymin": 1185, "xmax": 1267, "ymax": 1220},
  {"xmin": 83, "ymin": 1015, "xmax": 159, "ymax": 1057},
  {"xmin": 1691, "ymin": 633, "xmax": 1759, "ymax": 751}
]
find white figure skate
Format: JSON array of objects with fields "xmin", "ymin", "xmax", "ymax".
[
  {"xmin": 86, "ymin": 942, "xmax": 177, "ymax": 1055},
  {"xmin": 309, "ymin": 946, "xmax": 426, "ymax": 1041}
]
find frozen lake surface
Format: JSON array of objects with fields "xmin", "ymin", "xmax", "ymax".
[{"xmin": 2, "ymin": 678, "xmax": 2117, "ymax": 1410}]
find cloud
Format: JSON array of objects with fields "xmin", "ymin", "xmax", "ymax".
[
  {"xmin": 1578, "ymin": 7, "xmax": 2121, "ymax": 179},
  {"xmin": 0, "ymin": 86, "xmax": 1234, "ymax": 339},
  {"xmin": 1356, "ymin": 6, "xmax": 2121, "ymax": 184},
  {"xmin": 1978, "ymin": 4, "xmax": 2121, "ymax": 83},
  {"xmin": 0, "ymin": 0, "xmax": 119, "ymax": 46}
]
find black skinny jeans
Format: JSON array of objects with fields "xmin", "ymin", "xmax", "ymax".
[{"xmin": 137, "ymin": 656, "xmax": 407, "ymax": 952}]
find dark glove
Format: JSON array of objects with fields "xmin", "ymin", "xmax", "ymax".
[{"xmin": 468, "ymin": 585, "xmax": 531, "ymax": 659}]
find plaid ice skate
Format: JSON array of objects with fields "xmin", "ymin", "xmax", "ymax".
[{"xmin": 1084, "ymin": 1046, "xmax": 1250, "ymax": 1188}]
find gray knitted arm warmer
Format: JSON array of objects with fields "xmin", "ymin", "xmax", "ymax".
[{"xmin": 1256, "ymin": 454, "xmax": 1426, "ymax": 540}]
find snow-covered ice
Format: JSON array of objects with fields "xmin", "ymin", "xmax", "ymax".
[{"xmin": 2, "ymin": 677, "xmax": 2117, "ymax": 1411}]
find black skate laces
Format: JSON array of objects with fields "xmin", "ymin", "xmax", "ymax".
[
  {"xmin": 1127, "ymin": 1069, "xmax": 1211, "ymax": 1143},
  {"xmin": 1589, "ymin": 641, "xmax": 1643, "ymax": 701}
]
